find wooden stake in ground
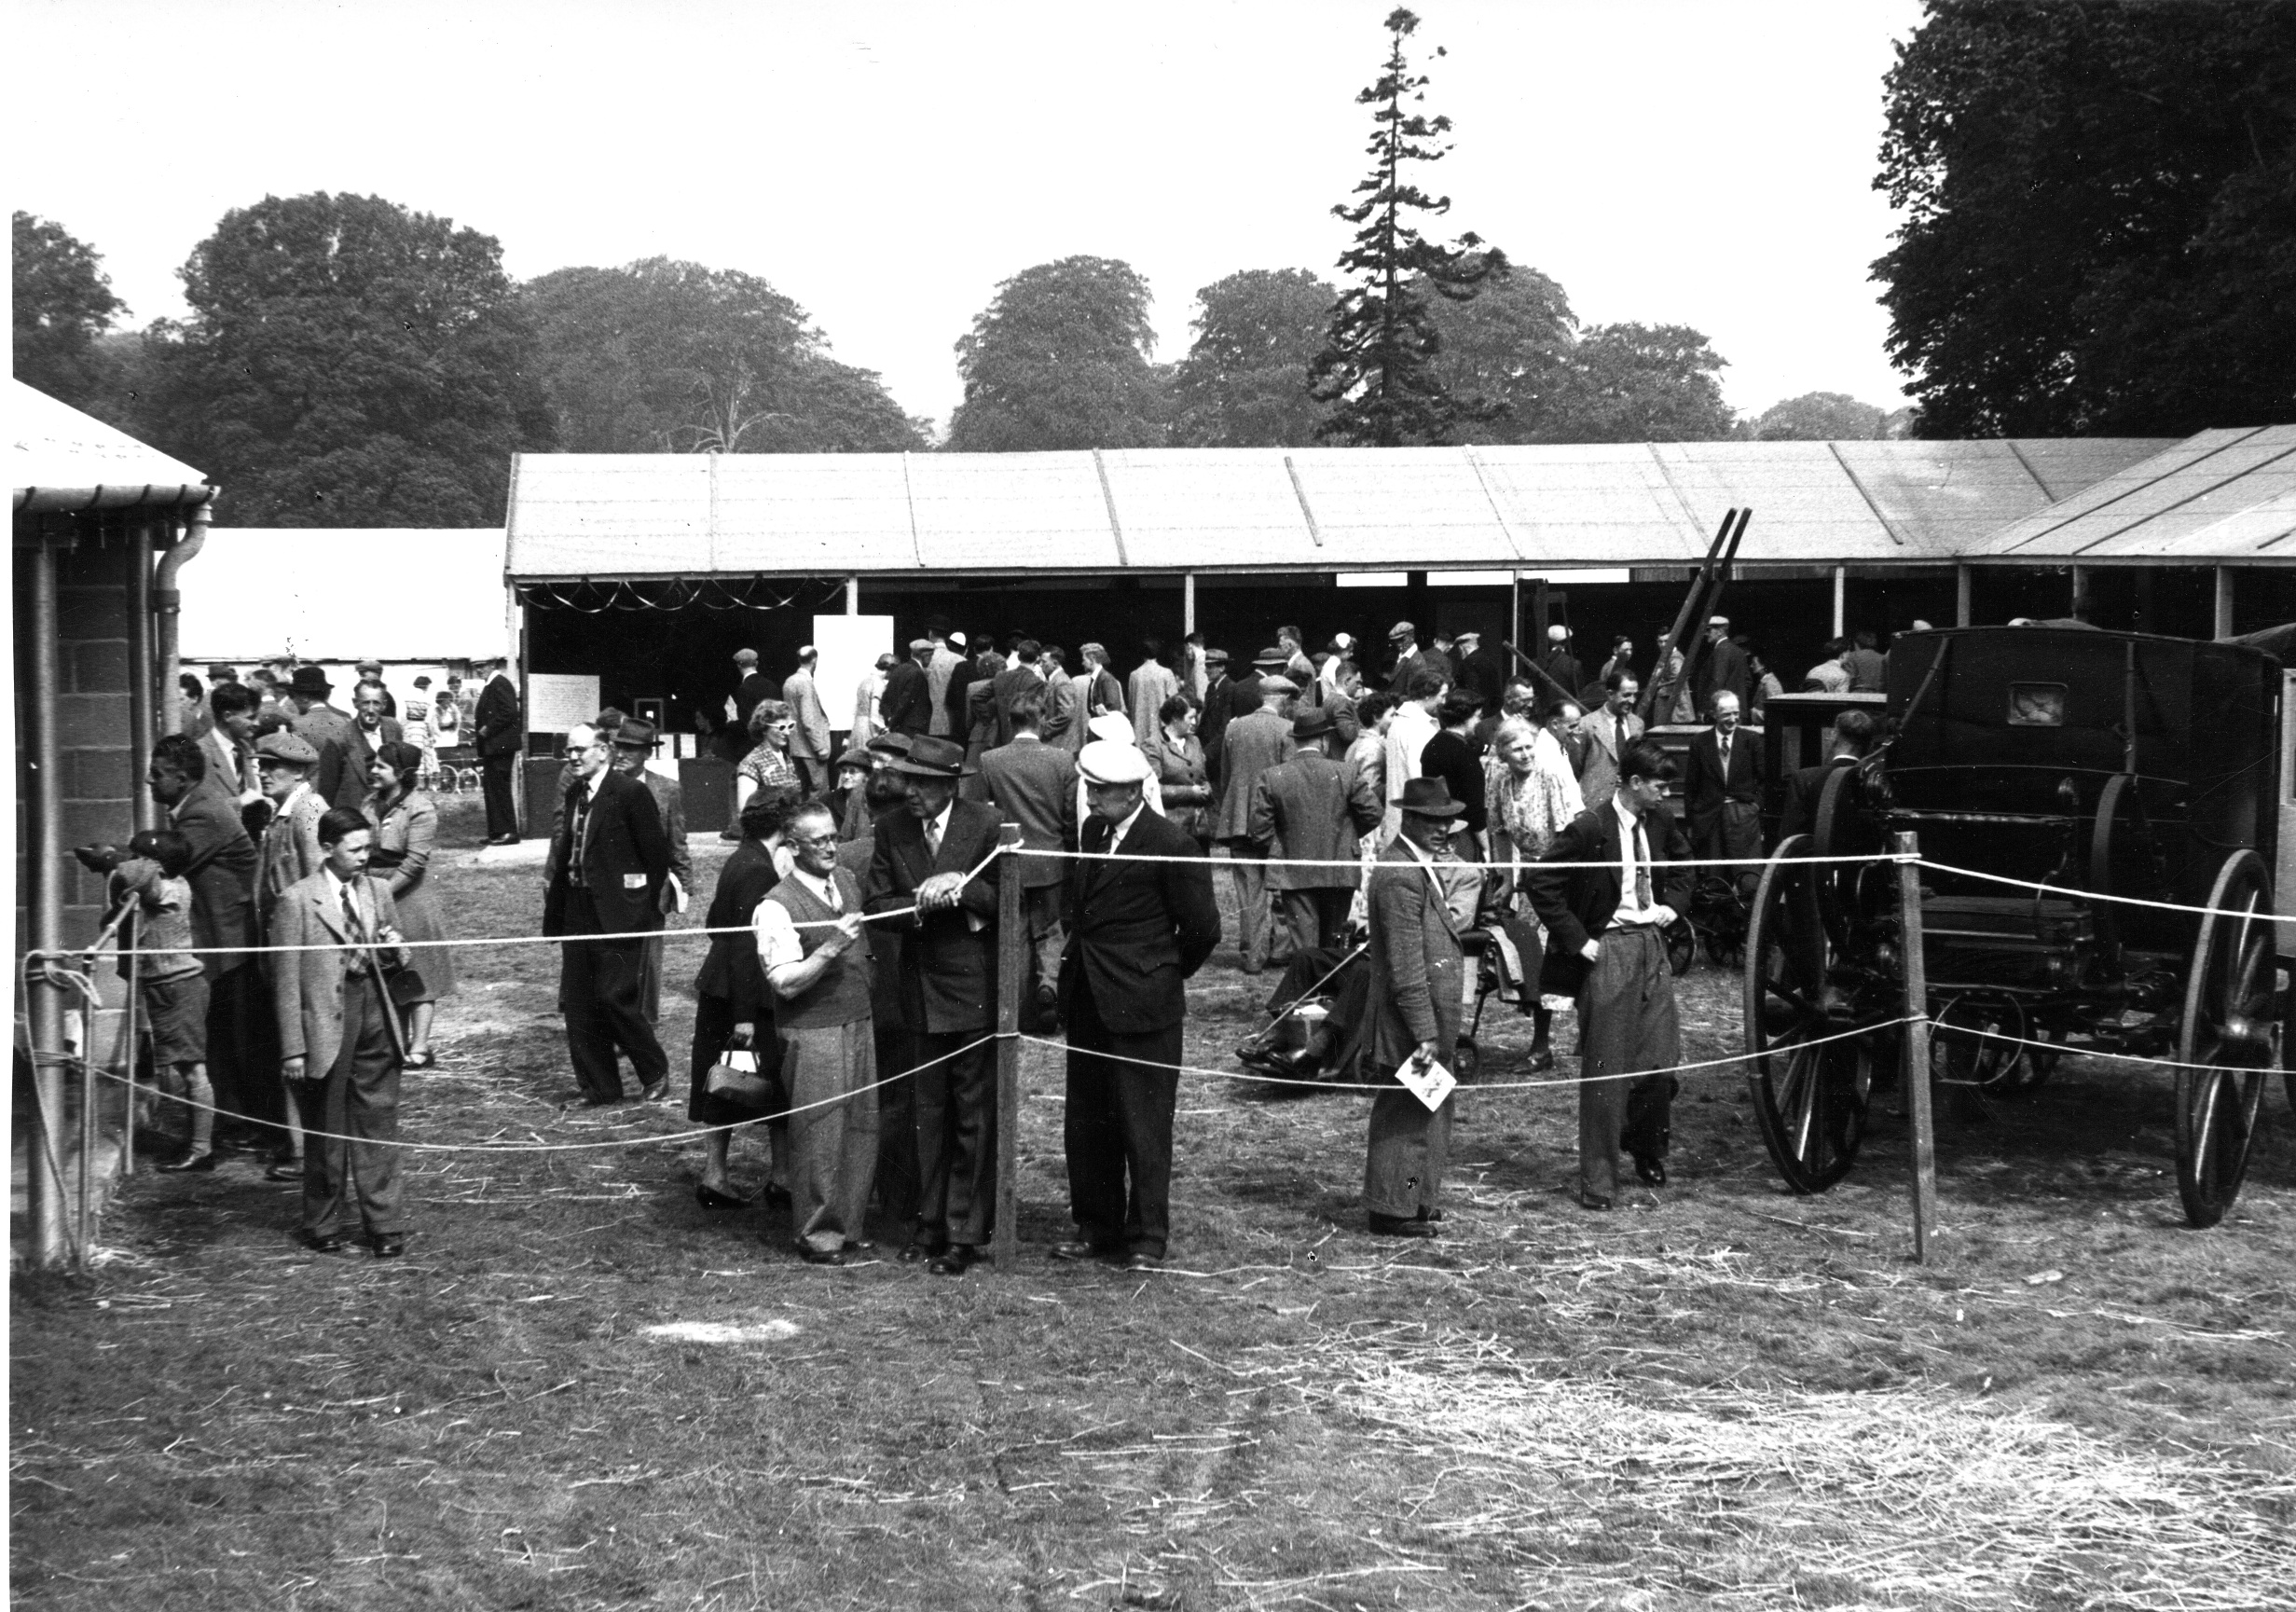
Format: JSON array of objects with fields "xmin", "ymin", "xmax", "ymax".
[
  {"xmin": 1892, "ymin": 830, "xmax": 1938, "ymax": 1263},
  {"xmin": 993, "ymin": 823, "xmax": 1024, "ymax": 1271}
]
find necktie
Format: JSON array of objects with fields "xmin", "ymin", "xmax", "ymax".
[
  {"xmin": 825, "ymin": 875, "xmax": 842, "ymax": 915},
  {"xmin": 1719, "ymin": 732, "xmax": 1729, "ymax": 772},
  {"xmin": 1632, "ymin": 820, "xmax": 1654, "ymax": 912},
  {"xmin": 924, "ymin": 815, "xmax": 942, "ymax": 861},
  {"xmin": 571, "ymin": 788, "xmax": 592, "ymax": 882}
]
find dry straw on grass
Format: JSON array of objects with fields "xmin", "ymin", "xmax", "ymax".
[{"xmin": 1264, "ymin": 1326, "xmax": 2295, "ymax": 1610}]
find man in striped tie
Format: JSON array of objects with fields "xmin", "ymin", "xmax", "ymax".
[{"xmin": 1526, "ymin": 740, "xmax": 1693, "ymax": 1210}]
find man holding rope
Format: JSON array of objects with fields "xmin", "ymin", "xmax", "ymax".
[
  {"xmin": 272, "ymin": 807, "xmax": 412, "ymax": 1256},
  {"xmin": 1528, "ymin": 739, "xmax": 1692, "ymax": 1210}
]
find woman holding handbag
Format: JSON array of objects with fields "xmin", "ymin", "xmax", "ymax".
[
  {"xmin": 688, "ymin": 785, "xmax": 800, "ymax": 1208},
  {"xmin": 364, "ymin": 740, "xmax": 454, "ymax": 1068}
]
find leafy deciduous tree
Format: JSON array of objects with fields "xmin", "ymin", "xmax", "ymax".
[
  {"xmin": 1169, "ymin": 268, "xmax": 1336, "ymax": 447},
  {"xmin": 948, "ymin": 255, "xmax": 1167, "ymax": 452},
  {"xmin": 1423, "ymin": 259, "xmax": 1577, "ymax": 445},
  {"xmin": 1309, "ymin": 7, "xmax": 1505, "ymax": 447},
  {"xmin": 1538, "ymin": 324, "xmax": 1736, "ymax": 444},
  {"xmin": 1751, "ymin": 391, "xmax": 1890, "ymax": 441},
  {"xmin": 1876, "ymin": 0, "xmax": 2296, "ymax": 438},
  {"xmin": 13, "ymin": 211, "xmax": 127, "ymax": 413},
  {"xmin": 139, "ymin": 192, "xmax": 554, "ymax": 525}
]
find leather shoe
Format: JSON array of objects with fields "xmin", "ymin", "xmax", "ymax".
[
  {"xmin": 1049, "ymin": 1240, "xmax": 1113, "ymax": 1262},
  {"xmin": 1122, "ymin": 1252, "xmax": 1163, "ymax": 1272},
  {"xmin": 266, "ymin": 1158, "xmax": 306, "ymax": 1182},
  {"xmin": 1527, "ymin": 1047, "xmax": 1557, "ymax": 1073},
  {"xmin": 639, "ymin": 1077, "xmax": 669, "ymax": 1103},
  {"xmin": 761, "ymin": 1183, "xmax": 793, "ymax": 1209},
  {"xmin": 694, "ymin": 1183, "xmax": 750, "ymax": 1211},
  {"xmin": 298, "ymin": 1229, "xmax": 351, "ymax": 1253},
  {"xmin": 898, "ymin": 1240, "xmax": 944, "ymax": 1265},
  {"xmin": 1368, "ymin": 1213, "xmax": 1437, "ymax": 1239},
  {"xmin": 1631, "ymin": 1153, "xmax": 1668, "ymax": 1188},
  {"xmin": 370, "ymin": 1233, "xmax": 407, "ymax": 1259},
  {"xmin": 156, "ymin": 1150, "xmax": 215, "ymax": 1173},
  {"xmin": 797, "ymin": 1246, "xmax": 848, "ymax": 1266},
  {"xmin": 579, "ymin": 1093, "xmax": 622, "ymax": 1109},
  {"xmin": 927, "ymin": 1245, "xmax": 982, "ymax": 1275},
  {"xmin": 1578, "ymin": 1192, "xmax": 1615, "ymax": 1212}
]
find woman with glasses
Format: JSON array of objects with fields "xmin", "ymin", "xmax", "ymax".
[
  {"xmin": 737, "ymin": 699, "xmax": 802, "ymax": 817},
  {"xmin": 364, "ymin": 738, "xmax": 454, "ymax": 1068}
]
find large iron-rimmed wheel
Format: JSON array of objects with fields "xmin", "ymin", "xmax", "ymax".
[
  {"xmin": 2174, "ymin": 850, "xmax": 2275, "ymax": 1228},
  {"xmin": 1743, "ymin": 835, "xmax": 1874, "ymax": 1193}
]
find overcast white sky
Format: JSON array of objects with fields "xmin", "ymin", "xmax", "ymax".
[{"xmin": 15, "ymin": 0, "xmax": 1924, "ymax": 430}]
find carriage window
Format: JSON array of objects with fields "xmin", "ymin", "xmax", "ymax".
[{"xmin": 2007, "ymin": 683, "xmax": 2067, "ymax": 725}]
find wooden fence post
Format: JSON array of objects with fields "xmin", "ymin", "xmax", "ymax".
[
  {"xmin": 992, "ymin": 823, "xmax": 1024, "ymax": 1272},
  {"xmin": 1892, "ymin": 830, "xmax": 1938, "ymax": 1263}
]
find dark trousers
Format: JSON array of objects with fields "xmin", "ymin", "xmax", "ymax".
[
  {"xmin": 1063, "ymin": 976, "xmax": 1182, "ymax": 1259},
  {"xmin": 1279, "ymin": 887, "xmax": 1353, "ymax": 957},
  {"xmin": 482, "ymin": 752, "xmax": 518, "ymax": 839},
  {"xmin": 872, "ymin": 1022, "xmax": 921, "ymax": 1230},
  {"xmin": 1576, "ymin": 926, "xmax": 1681, "ymax": 1200},
  {"xmin": 203, "ymin": 962, "xmax": 278, "ymax": 1141},
  {"xmin": 1364, "ymin": 1082, "xmax": 1450, "ymax": 1220},
  {"xmin": 910, "ymin": 1027, "xmax": 995, "ymax": 1249},
  {"xmin": 560, "ymin": 894, "xmax": 668, "ymax": 1101},
  {"xmin": 296, "ymin": 973, "xmax": 406, "ymax": 1238}
]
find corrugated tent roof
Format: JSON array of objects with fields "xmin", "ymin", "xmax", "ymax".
[
  {"xmin": 1969, "ymin": 426, "xmax": 2296, "ymax": 562},
  {"xmin": 182, "ymin": 529, "xmax": 509, "ymax": 661},
  {"xmin": 505, "ymin": 437, "xmax": 2174, "ymax": 579},
  {"xmin": 10, "ymin": 379, "xmax": 208, "ymax": 508}
]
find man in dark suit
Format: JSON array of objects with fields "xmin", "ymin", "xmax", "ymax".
[
  {"xmin": 544, "ymin": 723, "xmax": 672, "ymax": 1106},
  {"xmin": 1362, "ymin": 778, "xmax": 1470, "ymax": 1237},
  {"xmin": 1684, "ymin": 690, "xmax": 1761, "ymax": 891},
  {"xmin": 1537, "ymin": 625, "xmax": 1586, "ymax": 709},
  {"xmin": 881, "ymin": 638, "xmax": 936, "ymax": 737},
  {"xmin": 1249, "ymin": 706, "xmax": 1382, "ymax": 955},
  {"xmin": 1198, "ymin": 649, "xmax": 1234, "ymax": 789},
  {"xmin": 979, "ymin": 691, "xmax": 1077, "ymax": 1021},
  {"xmin": 1053, "ymin": 738, "xmax": 1221, "ymax": 1271},
  {"xmin": 862, "ymin": 736, "xmax": 1003, "ymax": 1274},
  {"xmin": 1214, "ymin": 672, "xmax": 1299, "ymax": 972},
  {"xmin": 474, "ymin": 658, "xmax": 522, "ymax": 845},
  {"xmin": 146, "ymin": 734, "xmax": 267, "ymax": 1155},
  {"xmin": 1780, "ymin": 708, "xmax": 1876, "ymax": 842},
  {"xmin": 1527, "ymin": 740, "xmax": 1694, "ymax": 1210},
  {"xmin": 1452, "ymin": 629, "xmax": 1508, "ymax": 715},
  {"xmin": 1694, "ymin": 616, "xmax": 1753, "ymax": 717},
  {"xmin": 988, "ymin": 640, "xmax": 1048, "ymax": 749},
  {"xmin": 323, "ymin": 681, "xmax": 405, "ymax": 812}
]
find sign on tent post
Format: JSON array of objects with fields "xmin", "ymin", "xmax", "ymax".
[{"xmin": 811, "ymin": 616, "xmax": 896, "ymax": 732}]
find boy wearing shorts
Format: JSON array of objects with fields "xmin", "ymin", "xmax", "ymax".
[{"xmin": 109, "ymin": 830, "xmax": 217, "ymax": 1171}]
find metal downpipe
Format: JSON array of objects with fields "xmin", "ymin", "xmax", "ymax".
[
  {"xmin": 27, "ymin": 538, "xmax": 69, "ymax": 1267},
  {"xmin": 153, "ymin": 497, "xmax": 213, "ymax": 737},
  {"xmin": 129, "ymin": 519, "xmax": 156, "ymax": 832}
]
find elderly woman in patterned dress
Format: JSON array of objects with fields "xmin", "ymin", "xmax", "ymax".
[
  {"xmin": 1483, "ymin": 712, "xmax": 1583, "ymax": 1071},
  {"xmin": 364, "ymin": 739, "xmax": 456, "ymax": 1068}
]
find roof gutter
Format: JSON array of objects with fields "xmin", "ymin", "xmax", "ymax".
[{"xmin": 11, "ymin": 482, "xmax": 215, "ymax": 514}]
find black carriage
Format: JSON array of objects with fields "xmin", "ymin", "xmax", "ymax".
[{"xmin": 1741, "ymin": 627, "xmax": 2286, "ymax": 1228}]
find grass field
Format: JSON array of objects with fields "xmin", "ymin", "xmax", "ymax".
[{"xmin": 11, "ymin": 796, "xmax": 2296, "ymax": 1609}]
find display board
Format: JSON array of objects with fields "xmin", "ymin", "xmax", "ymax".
[
  {"xmin": 527, "ymin": 673, "xmax": 602, "ymax": 737},
  {"xmin": 810, "ymin": 616, "xmax": 896, "ymax": 733}
]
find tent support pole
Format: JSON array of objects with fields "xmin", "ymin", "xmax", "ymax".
[
  {"xmin": 1183, "ymin": 572, "xmax": 1195, "ymax": 637},
  {"xmin": 846, "ymin": 575, "xmax": 859, "ymax": 616},
  {"xmin": 2214, "ymin": 565, "xmax": 2234, "ymax": 639},
  {"xmin": 1955, "ymin": 564, "xmax": 1972, "ymax": 627},
  {"xmin": 1830, "ymin": 566, "xmax": 1845, "ymax": 638}
]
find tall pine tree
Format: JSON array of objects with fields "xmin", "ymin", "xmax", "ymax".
[{"xmin": 1309, "ymin": 7, "xmax": 1505, "ymax": 447}]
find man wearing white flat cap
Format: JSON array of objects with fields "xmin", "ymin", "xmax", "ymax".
[{"xmin": 1053, "ymin": 739, "xmax": 1220, "ymax": 1271}]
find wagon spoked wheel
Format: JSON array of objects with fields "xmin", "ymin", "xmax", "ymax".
[
  {"xmin": 2174, "ymin": 849, "xmax": 2275, "ymax": 1228},
  {"xmin": 1931, "ymin": 993, "xmax": 2029, "ymax": 1094},
  {"xmin": 1742, "ymin": 835, "xmax": 1873, "ymax": 1193}
]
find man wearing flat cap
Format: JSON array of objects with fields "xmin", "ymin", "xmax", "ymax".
[
  {"xmin": 1250, "ymin": 705, "xmax": 1383, "ymax": 957},
  {"xmin": 607, "ymin": 719, "xmax": 689, "ymax": 1024},
  {"xmin": 1054, "ymin": 739, "xmax": 1220, "ymax": 1271},
  {"xmin": 863, "ymin": 736, "xmax": 1003, "ymax": 1274},
  {"xmin": 1693, "ymin": 615, "xmax": 1752, "ymax": 717},
  {"xmin": 1212, "ymin": 668, "xmax": 1300, "ymax": 973},
  {"xmin": 544, "ymin": 723, "xmax": 673, "ymax": 1106},
  {"xmin": 1198, "ymin": 649, "xmax": 1236, "ymax": 790},
  {"xmin": 1362, "ymin": 777, "xmax": 1471, "ymax": 1237},
  {"xmin": 1453, "ymin": 628, "xmax": 1507, "ymax": 716},
  {"xmin": 254, "ymin": 728, "xmax": 330, "ymax": 1180},
  {"xmin": 1387, "ymin": 621, "xmax": 1450, "ymax": 693},
  {"xmin": 354, "ymin": 659, "xmax": 397, "ymax": 719},
  {"xmin": 784, "ymin": 645, "xmax": 832, "ymax": 797}
]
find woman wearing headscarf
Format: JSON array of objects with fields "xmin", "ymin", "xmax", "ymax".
[
  {"xmin": 1482, "ymin": 712, "xmax": 1582, "ymax": 1071},
  {"xmin": 364, "ymin": 738, "xmax": 454, "ymax": 1068},
  {"xmin": 689, "ymin": 785, "xmax": 800, "ymax": 1207}
]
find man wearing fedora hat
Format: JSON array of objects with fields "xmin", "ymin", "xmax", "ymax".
[
  {"xmin": 1362, "ymin": 777, "xmax": 1471, "ymax": 1236},
  {"xmin": 1250, "ymin": 705, "xmax": 1382, "ymax": 957},
  {"xmin": 287, "ymin": 666, "xmax": 354, "ymax": 756},
  {"xmin": 1526, "ymin": 739, "xmax": 1693, "ymax": 1209},
  {"xmin": 474, "ymin": 657, "xmax": 523, "ymax": 846},
  {"xmin": 608, "ymin": 719, "xmax": 690, "ymax": 1025},
  {"xmin": 544, "ymin": 723, "xmax": 673, "ymax": 1106},
  {"xmin": 1053, "ymin": 739, "xmax": 1220, "ymax": 1270},
  {"xmin": 863, "ymin": 735, "xmax": 1003, "ymax": 1274}
]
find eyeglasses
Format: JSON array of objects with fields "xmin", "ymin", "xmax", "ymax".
[{"xmin": 789, "ymin": 831, "xmax": 837, "ymax": 848}]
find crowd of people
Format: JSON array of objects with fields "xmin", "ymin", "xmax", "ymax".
[{"xmin": 103, "ymin": 614, "xmax": 1891, "ymax": 1264}]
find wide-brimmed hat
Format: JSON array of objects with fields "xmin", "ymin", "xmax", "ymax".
[
  {"xmin": 1395, "ymin": 778, "xmax": 1464, "ymax": 818},
  {"xmin": 288, "ymin": 666, "xmax": 332, "ymax": 696},
  {"xmin": 1078, "ymin": 740, "xmax": 1150, "ymax": 785},
  {"xmin": 1253, "ymin": 646, "xmax": 1288, "ymax": 669},
  {"xmin": 836, "ymin": 745, "xmax": 871, "ymax": 769},
  {"xmin": 1291, "ymin": 706, "xmax": 1334, "ymax": 739},
  {"xmin": 254, "ymin": 731, "xmax": 320, "ymax": 765},
  {"xmin": 611, "ymin": 718, "xmax": 659, "ymax": 751},
  {"xmin": 866, "ymin": 730, "xmax": 914, "ymax": 757},
  {"xmin": 892, "ymin": 736, "xmax": 965, "ymax": 777}
]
